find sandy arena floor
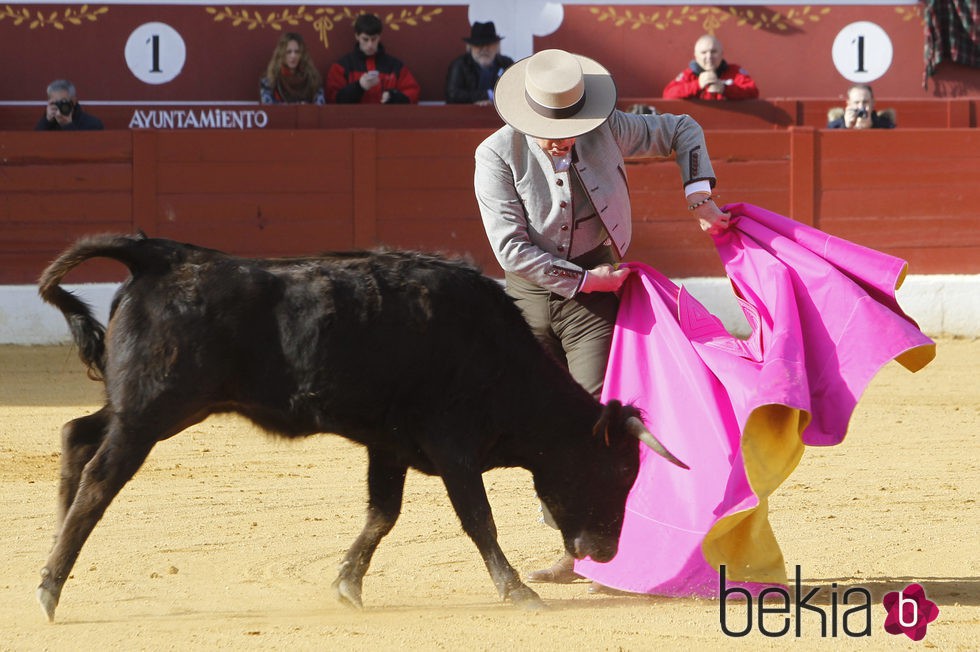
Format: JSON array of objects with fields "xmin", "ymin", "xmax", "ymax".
[{"xmin": 0, "ymin": 341, "xmax": 977, "ymax": 651}]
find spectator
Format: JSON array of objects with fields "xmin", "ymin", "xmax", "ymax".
[
  {"xmin": 662, "ymin": 34, "xmax": 759, "ymax": 100},
  {"xmin": 827, "ymin": 84, "xmax": 895, "ymax": 129},
  {"xmin": 259, "ymin": 32, "xmax": 325, "ymax": 105},
  {"xmin": 445, "ymin": 21, "xmax": 514, "ymax": 105},
  {"xmin": 35, "ymin": 79, "xmax": 103, "ymax": 131},
  {"xmin": 326, "ymin": 13, "xmax": 420, "ymax": 104}
]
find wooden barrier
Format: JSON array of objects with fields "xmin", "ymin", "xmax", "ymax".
[
  {"xmin": 617, "ymin": 98, "xmax": 979, "ymax": 129},
  {"xmin": 2, "ymin": 99, "xmax": 976, "ymax": 134},
  {"xmin": 0, "ymin": 104, "xmax": 507, "ymax": 133},
  {"xmin": 1, "ymin": 127, "xmax": 977, "ymax": 285}
]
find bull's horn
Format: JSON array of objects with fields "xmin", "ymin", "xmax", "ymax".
[{"xmin": 625, "ymin": 416, "xmax": 690, "ymax": 470}]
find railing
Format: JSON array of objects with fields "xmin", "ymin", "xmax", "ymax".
[{"xmin": 3, "ymin": 98, "xmax": 976, "ymax": 133}]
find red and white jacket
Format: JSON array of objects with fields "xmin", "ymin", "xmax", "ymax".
[{"xmin": 326, "ymin": 43, "xmax": 420, "ymax": 104}]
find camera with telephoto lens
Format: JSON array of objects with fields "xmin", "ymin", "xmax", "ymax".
[
  {"xmin": 53, "ymin": 98, "xmax": 75, "ymax": 116},
  {"xmin": 854, "ymin": 109, "xmax": 868, "ymax": 119}
]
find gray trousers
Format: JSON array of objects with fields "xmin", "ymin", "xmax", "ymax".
[{"xmin": 504, "ymin": 246, "xmax": 620, "ymax": 397}]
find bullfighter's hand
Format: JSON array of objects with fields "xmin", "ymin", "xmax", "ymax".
[
  {"xmin": 694, "ymin": 199, "xmax": 731, "ymax": 236},
  {"xmin": 580, "ymin": 264, "xmax": 630, "ymax": 293}
]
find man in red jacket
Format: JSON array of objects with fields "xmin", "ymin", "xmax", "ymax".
[
  {"xmin": 326, "ymin": 13, "xmax": 421, "ymax": 104},
  {"xmin": 663, "ymin": 34, "xmax": 759, "ymax": 101}
]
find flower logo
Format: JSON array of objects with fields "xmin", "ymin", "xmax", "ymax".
[{"xmin": 883, "ymin": 583, "xmax": 939, "ymax": 641}]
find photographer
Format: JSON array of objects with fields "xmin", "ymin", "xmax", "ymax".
[
  {"xmin": 827, "ymin": 84, "xmax": 895, "ymax": 130},
  {"xmin": 35, "ymin": 79, "xmax": 104, "ymax": 131}
]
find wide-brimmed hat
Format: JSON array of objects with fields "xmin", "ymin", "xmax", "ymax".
[
  {"xmin": 493, "ymin": 49, "xmax": 617, "ymax": 139},
  {"xmin": 464, "ymin": 21, "xmax": 503, "ymax": 46}
]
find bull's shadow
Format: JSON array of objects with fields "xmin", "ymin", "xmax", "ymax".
[
  {"xmin": 47, "ymin": 577, "xmax": 979, "ymax": 625},
  {"xmin": 791, "ymin": 576, "xmax": 980, "ymax": 607},
  {"xmin": 539, "ymin": 576, "xmax": 980, "ymax": 608}
]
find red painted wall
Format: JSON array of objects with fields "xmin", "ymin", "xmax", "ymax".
[
  {"xmin": 1, "ymin": 4, "xmax": 977, "ymax": 106},
  {"xmin": 542, "ymin": 4, "xmax": 979, "ymax": 99}
]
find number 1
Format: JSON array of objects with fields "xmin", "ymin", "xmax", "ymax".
[
  {"xmin": 853, "ymin": 35, "xmax": 866, "ymax": 73},
  {"xmin": 147, "ymin": 34, "xmax": 161, "ymax": 73}
]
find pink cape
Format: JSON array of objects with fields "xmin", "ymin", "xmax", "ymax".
[{"xmin": 574, "ymin": 203, "xmax": 935, "ymax": 596}]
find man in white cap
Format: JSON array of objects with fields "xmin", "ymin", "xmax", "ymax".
[{"xmin": 474, "ymin": 48, "xmax": 728, "ymax": 585}]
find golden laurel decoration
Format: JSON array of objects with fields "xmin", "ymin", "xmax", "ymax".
[
  {"xmin": 205, "ymin": 6, "xmax": 442, "ymax": 48},
  {"xmin": 205, "ymin": 6, "xmax": 314, "ymax": 31},
  {"xmin": 589, "ymin": 5, "xmax": 831, "ymax": 35},
  {"xmin": 0, "ymin": 4, "xmax": 108, "ymax": 30},
  {"xmin": 894, "ymin": 6, "xmax": 923, "ymax": 23},
  {"xmin": 379, "ymin": 6, "xmax": 444, "ymax": 31},
  {"xmin": 728, "ymin": 6, "xmax": 833, "ymax": 31}
]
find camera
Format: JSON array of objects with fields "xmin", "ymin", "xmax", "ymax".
[
  {"xmin": 53, "ymin": 98, "xmax": 74, "ymax": 116},
  {"xmin": 854, "ymin": 109, "xmax": 868, "ymax": 119}
]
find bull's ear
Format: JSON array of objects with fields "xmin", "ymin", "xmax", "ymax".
[
  {"xmin": 624, "ymin": 416, "xmax": 689, "ymax": 470},
  {"xmin": 592, "ymin": 416, "xmax": 612, "ymax": 447},
  {"xmin": 593, "ymin": 400, "xmax": 625, "ymax": 447}
]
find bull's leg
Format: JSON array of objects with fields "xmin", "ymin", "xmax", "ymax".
[
  {"xmin": 56, "ymin": 406, "xmax": 111, "ymax": 532},
  {"xmin": 37, "ymin": 426, "xmax": 155, "ymax": 622},
  {"xmin": 439, "ymin": 469, "xmax": 545, "ymax": 610},
  {"xmin": 332, "ymin": 449, "xmax": 407, "ymax": 609}
]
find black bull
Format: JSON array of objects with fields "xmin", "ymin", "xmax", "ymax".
[{"xmin": 36, "ymin": 234, "xmax": 685, "ymax": 620}]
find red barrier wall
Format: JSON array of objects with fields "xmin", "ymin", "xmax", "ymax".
[{"xmin": 2, "ymin": 126, "xmax": 976, "ymax": 285}]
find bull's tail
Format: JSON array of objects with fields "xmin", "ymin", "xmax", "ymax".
[{"xmin": 37, "ymin": 233, "xmax": 150, "ymax": 380}]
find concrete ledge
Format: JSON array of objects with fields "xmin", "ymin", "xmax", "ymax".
[
  {"xmin": 678, "ymin": 274, "xmax": 979, "ymax": 338},
  {"xmin": 2, "ymin": 275, "xmax": 977, "ymax": 345}
]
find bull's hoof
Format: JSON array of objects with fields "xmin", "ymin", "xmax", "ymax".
[
  {"xmin": 332, "ymin": 577, "xmax": 363, "ymax": 609},
  {"xmin": 37, "ymin": 586, "xmax": 59, "ymax": 622},
  {"xmin": 508, "ymin": 585, "xmax": 547, "ymax": 611}
]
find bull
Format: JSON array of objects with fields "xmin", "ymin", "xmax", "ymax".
[{"xmin": 35, "ymin": 233, "xmax": 685, "ymax": 621}]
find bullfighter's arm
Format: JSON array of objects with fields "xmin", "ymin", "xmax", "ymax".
[
  {"xmin": 606, "ymin": 109, "xmax": 716, "ymax": 188},
  {"xmin": 608, "ymin": 110, "xmax": 729, "ymax": 234},
  {"xmin": 474, "ymin": 144, "xmax": 586, "ymax": 299}
]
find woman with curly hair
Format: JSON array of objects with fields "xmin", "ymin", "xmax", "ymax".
[{"xmin": 260, "ymin": 32, "xmax": 325, "ymax": 104}]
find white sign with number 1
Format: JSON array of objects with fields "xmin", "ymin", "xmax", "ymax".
[
  {"xmin": 832, "ymin": 21, "xmax": 893, "ymax": 84},
  {"xmin": 125, "ymin": 22, "xmax": 186, "ymax": 85}
]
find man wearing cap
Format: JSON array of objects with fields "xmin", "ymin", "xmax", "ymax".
[
  {"xmin": 474, "ymin": 49, "xmax": 729, "ymax": 585},
  {"xmin": 445, "ymin": 21, "xmax": 514, "ymax": 105}
]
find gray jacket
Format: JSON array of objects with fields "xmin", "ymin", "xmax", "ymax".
[{"xmin": 474, "ymin": 109, "xmax": 715, "ymax": 297}]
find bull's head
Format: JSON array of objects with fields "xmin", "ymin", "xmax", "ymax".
[{"xmin": 535, "ymin": 401, "xmax": 687, "ymax": 564}]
